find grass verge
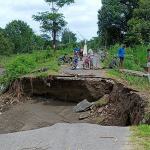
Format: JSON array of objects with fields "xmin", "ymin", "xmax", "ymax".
[{"xmin": 130, "ymin": 124, "xmax": 150, "ymax": 150}]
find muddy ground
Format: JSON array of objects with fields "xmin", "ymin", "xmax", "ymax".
[{"xmin": 0, "ymin": 98, "xmax": 93, "ymax": 134}]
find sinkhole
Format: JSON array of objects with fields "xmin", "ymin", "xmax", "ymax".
[{"xmin": 13, "ymin": 75, "xmax": 149, "ymax": 126}]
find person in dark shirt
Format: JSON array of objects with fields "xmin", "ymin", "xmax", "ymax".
[{"xmin": 109, "ymin": 56, "xmax": 117, "ymax": 69}]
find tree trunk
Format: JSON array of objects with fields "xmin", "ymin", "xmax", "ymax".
[{"xmin": 104, "ymin": 28, "xmax": 107, "ymax": 49}]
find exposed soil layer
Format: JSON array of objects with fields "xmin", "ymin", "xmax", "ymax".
[
  {"xmin": 95, "ymin": 83, "xmax": 149, "ymax": 126},
  {"xmin": 21, "ymin": 76, "xmax": 114, "ymax": 102}
]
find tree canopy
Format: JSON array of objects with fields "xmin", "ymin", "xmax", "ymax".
[
  {"xmin": 0, "ymin": 27, "xmax": 14, "ymax": 56},
  {"xmin": 126, "ymin": 0, "xmax": 150, "ymax": 45},
  {"xmin": 32, "ymin": 0, "xmax": 74, "ymax": 51},
  {"xmin": 61, "ymin": 28, "xmax": 77, "ymax": 44},
  {"xmin": 4, "ymin": 20, "xmax": 35, "ymax": 53},
  {"xmin": 97, "ymin": 0, "xmax": 140, "ymax": 47}
]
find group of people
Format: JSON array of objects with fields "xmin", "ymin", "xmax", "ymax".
[
  {"xmin": 73, "ymin": 45, "xmax": 83, "ymax": 61},
  {"xmin": 110, "ymin": 45, "xmax": 150, "ymax": 75},
  {"xmin": 73, "ymin": 45, "xmax": 150, "ymax": 74},
  {"xmin": 103, "ymin": 45, "xmax": 125, "ymax": 69},
  {"xmin": 73, "ymin": 45, "xmax": 94, "ymax": 69}
]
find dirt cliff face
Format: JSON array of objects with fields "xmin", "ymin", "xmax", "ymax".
[
  {"xmin": 97, "ymin": 83, "xmax": 149, "ymax": 126},
  {"xmin": 21, "ymin": 76, "xmax": 114, "ymax": 102},
  {"xmin": 4, "ymin": 75, "xmax": 150, "ymax": 126}
]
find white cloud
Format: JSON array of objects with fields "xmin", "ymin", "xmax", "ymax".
[{"xmin": 0, "ymin": 0, "xmax": 102, "ymax": 40}]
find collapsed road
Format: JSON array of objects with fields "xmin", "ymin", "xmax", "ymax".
[{"xmin": 0, "ymin": 65, "xmax": 150, "ymax": 150}]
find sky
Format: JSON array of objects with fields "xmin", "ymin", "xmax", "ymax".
[{"xmin": 0, "ymin": 0, "xmax": 102, "ymax": 41}]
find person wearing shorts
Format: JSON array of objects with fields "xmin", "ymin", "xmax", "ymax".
[
  {"xmin": 118, "ymin": 45, "xmax": 126, "ymax": 69},
  {"xmin": 147, "ymin": 49, "xmax": 150, "ymax": 74},
  {"xmin": 88, "ymin": 47, "xmax": 94, "ymax": 69}
]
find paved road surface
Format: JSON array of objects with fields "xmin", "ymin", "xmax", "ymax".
[
  {"xmin": 60, "ymin": 57, "xmax": 104, "ymax": 77},
  {"xmin": 0, "ymin": 123, "xmax": 131, "ymax": 150}
]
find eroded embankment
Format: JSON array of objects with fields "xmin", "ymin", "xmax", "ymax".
[{"xmin": 4, "ymin": 75, "xmax": 150, "ymax": 126}]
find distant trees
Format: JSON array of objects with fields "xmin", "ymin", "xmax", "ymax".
[
  {"xmin": 0, "ymin": 27, "xmax": 14, "ymax": 56},
  {"xmin": 97, "ymin": 0, "xmax": 141, "ymax": 47},
  {"xmin": 4, "ymin": 20, "xmax": 35, "ymax": 53},
  {"xmin": 126, "ymin": 0, "xmax": 150, "ymax": 45},
  {"xmin": 61, "ymin": 28, "xmax": 77, "ymax": 44}
]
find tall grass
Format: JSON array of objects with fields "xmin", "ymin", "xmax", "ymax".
[
  {"xmin": 0, "ymin": 55, "xmax": 14, "ymax": 67},
  {"xmin": 130, "ymin": 124, "xmax": 150, "ymax": 150}
]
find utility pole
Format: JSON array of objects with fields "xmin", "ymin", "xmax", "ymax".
[
  {"xmin": 51, "ymin": 1, "xmax": 58, "ymax": 53},
  {"xmin": 68, "ymin": 27, "xmax": 70, "ymax": 44}
]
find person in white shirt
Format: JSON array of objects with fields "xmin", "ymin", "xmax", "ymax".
[{"xmin": 88, "ymin": 46, "xmax": 94, "ymax": 69}]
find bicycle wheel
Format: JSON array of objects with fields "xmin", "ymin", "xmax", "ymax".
[{"xmin": 71, "ymin": 62, "xmax": 77, "ymax": 70}]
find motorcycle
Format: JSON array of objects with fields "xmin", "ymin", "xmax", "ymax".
[
  {"xmin": 70, "ymin": 54, "xmax": 78, "ymax": 70},
  {"xmin": 58, "ymin": 53, "xmax": 72, "ymax": 66},
  {"xmin": 83, "ymin": 56, "xmax": 90, "ymax": 70}
]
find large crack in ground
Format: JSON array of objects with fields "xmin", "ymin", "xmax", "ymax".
[
  {"xmin": 19, "ymin": 75, "xmax": 150, "ymax": 126},
  {"xmin": 0, "ymin": 75, "xmax": 149, "ymax": 133}
]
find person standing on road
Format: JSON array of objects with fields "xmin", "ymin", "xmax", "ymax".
[
  {"xmin": 73, "ymin": 45, "xmax": 79, "ymax": 54},
  {"xmin": 147, "ymin": 49, "xmax": 150, "ymax": 74},
  {"xmin": 73, "ymin": 45, "xmax": 79, "ymax": 61},
  {"xmin": 79, "ymin": 47, "xmax": 83, "ymax": 61},
  {"xmin": 118, "ymin": 45, "xmax": 126, "ymax": 69},
  {"xmin": 88, "ymin": 46, "xmax": 94, "ymax": 69}
]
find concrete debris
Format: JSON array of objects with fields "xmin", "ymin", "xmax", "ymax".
[{"xmin": 73, "ymin": 99, "xmax": 93, "ymax": 113}]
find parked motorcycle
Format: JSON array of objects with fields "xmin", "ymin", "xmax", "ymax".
[
  {"xmin": 58, "ymin": 53, "xmax": 72, "ymax": 66},
  {"xmin": 83, "ymin": 56, "xmax": 90, "ymax": 70},
  {"xmin": 70, "ymin": 54, "xmax": 78, "ymax": 70}
]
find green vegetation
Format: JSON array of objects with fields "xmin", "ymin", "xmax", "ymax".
[
  {"xmin": 102, "ymin": 44, "xmax": 150, "ymax": 89},
  {"xmin": 130, "ymin": 124, "xmax": 150, "ymax": 150},
  {"xmin": 97, "ymin": 0, "xmax": 150, "ymax": 47},
  {"xmin": 0, "ymin": 48, "xmax": 62, "ymax": 88},
  {"xmin": 94, "ymin": 116, "xmax": 105, "ymax": 125},
  {"xmin": 0, "ymin": 55, "xmax": 14, "ymax": 67}
]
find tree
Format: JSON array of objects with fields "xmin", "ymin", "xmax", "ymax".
[
  {"xmin": 97, "ymin": 0, "xmax": 126, "ymax": 47},
  {"xmin": 0, "ymin": 28, "xmax": 14, "ymax": 56},
  {"xmin": 32, "ymin": 35, "xmax": 45, "ymax": 50},
  {"xmin": 97, "ymin": 0, "xmax": 139, "ymax": 47},
  {"xmin": 4, "ymin": 20, "xmax": 35, "ymax": 54},
  {"xmin": 32, "ymin": 12, "xmax": 67, "ymax": 52},
  {"xmin": 61, "ymin": 28, "xmax": 77, "ymax": 44},
  {"xmin": 32, "ymin": 0, "xmax": 75, "ymax": 53},
  {"xmin": 126, "ymin": 0, "xmax": 150, "ymax": 45}
]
